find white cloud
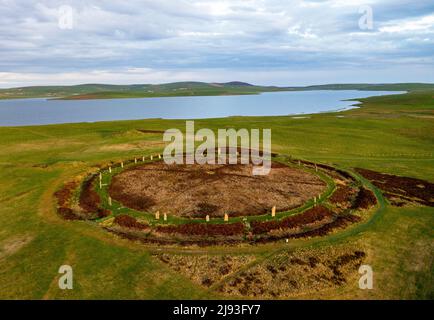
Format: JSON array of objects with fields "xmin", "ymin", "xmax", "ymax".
[
  {"xmin": 0, "ymin": 0, "xmax": 433, "ymax": 86},
  {"xmin": 287, "ymin": 24, "xmax": 318, "ymax": 39},
  {"xmin": 379, "ymin": 13, "xmax": 434, "ymax": 33}
]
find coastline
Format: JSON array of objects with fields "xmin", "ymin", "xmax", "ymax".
[{"xmin": 0, "ymin": 90, "xmax": 408, "ymax": 127}]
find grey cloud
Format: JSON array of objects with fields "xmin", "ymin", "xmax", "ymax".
[{"xmin": 0, "ymin": 0, "xmax": 433, "ymax": 85}]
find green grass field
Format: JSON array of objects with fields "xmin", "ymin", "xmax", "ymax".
[
  {"xmin": 0, "ymin": 82, "xmax": 287, "ymax": 100},
  {"xmin": 0, "ymin": 90, "xmax": 432, "ymax": 299}
]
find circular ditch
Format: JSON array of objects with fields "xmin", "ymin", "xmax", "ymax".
[{"xmin": 55, "ymin": 153, "xmax": 379, "ymax": 247}]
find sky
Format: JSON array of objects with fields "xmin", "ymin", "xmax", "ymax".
[{"xmin": 1, "ymin": 0, "xmax": 434, "ymax": 87}]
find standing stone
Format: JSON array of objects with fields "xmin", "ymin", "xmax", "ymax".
[
  {"xmin": 163, "ymin": 212, "xmax": 167, "ymax": 221},
  {"xmin": 109, "ymin": 166, "xmax": 112, "ymax": 173},
  {"xmin": 108, "ymin": 196, "xmax": 112, "ymax": 206},
  {"xmin": 298, "ymin": 160, "xmax": 301, "ymax": 166},
  {"xmin": 315, "ymin": 164, "xmax": 318, "ymax": 172},
  {"xmin": 150, "ymin": 155, "xmax": 153, "ymax": 161},
  {"xmin": 158, "ymin": 154, "xmax": 161, "ymax": 159},
  {"xmin": 135, "ymin": 158, "xmax": 137, "ymax": 163},
  {"xmin": 206, "ymin": 215, "xmax": 210, "ymax": 222},
  {"xmin": 142, "ymin": 156, "xmax": 145, "ymax": 162},
  {"xmin": 121, "ymin": 162, "xmax": 124, "ymax": 168},
  {"xmin": 155, "ymin": 211, "xmax": 160, "ymax": 220},
  {"xmin": 224, "ymin": 213, "xmax": 228, "ymax": 222},
  {"xmin": 271, "ymin": 206, "xmax": 276, "ymax": 217}
]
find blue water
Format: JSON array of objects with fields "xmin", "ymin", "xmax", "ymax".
[{"xmin": 0, "ymin": 90, "xmax": 405, "ymax": 126}]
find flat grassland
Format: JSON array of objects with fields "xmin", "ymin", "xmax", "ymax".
[{"xmin": 0, "ymin": 90, "xmax": 432, "ymax": 299}]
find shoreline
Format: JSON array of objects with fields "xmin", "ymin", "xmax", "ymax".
[{"xmin": 0, "ymin": 90, "xmax": 408, "ymax": 128}]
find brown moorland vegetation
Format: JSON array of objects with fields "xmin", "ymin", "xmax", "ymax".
[
  {"xmin": 254, "ymin": 214, "xmax": 361, "ymax": 243},
  {"xmin": 217, "ymin": 248, "xmax": 366, "ymax": 298},
  {"xmin": 329, "ymin": 185, "xmax": 357, "ymax": 204},
  {"xmin": 79, "ymin": 175, "xmax": 110, "ymax": 218},
  {"xmin": 352, "ymin": 187, "xmax": 377, "ymax": 209},
  {"xmin": 355, "ymin": 168, "xmax": 433, "ymax": 206},
  {"xmin": 113, "ymin": 214, "xmax": 148, "ymax": 230},
  {"xmin": 155, "ymin": 221, "xmax": 245, "ymax": 236},
  {"xmin": 54, "ymin": 181, "xmax": 80, "ymax": 220},
  {"xmin": 250, "ymin": 205, "xmax": 334, "ymax": 234},
  {"xmin": 108, "ymin": 161, "xmax": 326, "ymax": 218},
  {"xmin": 155, "ymin": 254, "xmax": 256, "ymax": 287}
]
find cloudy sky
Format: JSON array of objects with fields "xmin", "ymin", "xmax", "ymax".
[{"xmin": 1, "ymin": 0, "xmax": 433, "ymax": 87}]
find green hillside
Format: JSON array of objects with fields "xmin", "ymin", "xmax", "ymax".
[{"xmin": 1, "ymin": 82, "xmax": 433, "ymax": 100}]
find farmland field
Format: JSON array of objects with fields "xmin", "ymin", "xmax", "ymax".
[{"xmin": 0, "ymin": 90, "xmax": 433, "ymax": 299}]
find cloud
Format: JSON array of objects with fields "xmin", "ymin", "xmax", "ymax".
[
  {"xmin": 0, "ymin": 0, "xmax": 433, "ymax": 86},
  {"xmin": 379, "ymin": 13, "xmax": 434, "ymax": 33}
]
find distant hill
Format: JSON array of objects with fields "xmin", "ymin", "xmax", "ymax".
[
  {"xmin": 289, "ymin": 83, "xmax": 434, "ymax": 92},
  {"xmin": 218, "ymin": 81, "xmax": 254, "ymax": 86},
  {"xmin": 0, "ymin": 82, "xmax": 433, "ymax": 100},
  {"xmin": 0, "ymin": 81, "xmax": 286, "ymax": 100}
]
